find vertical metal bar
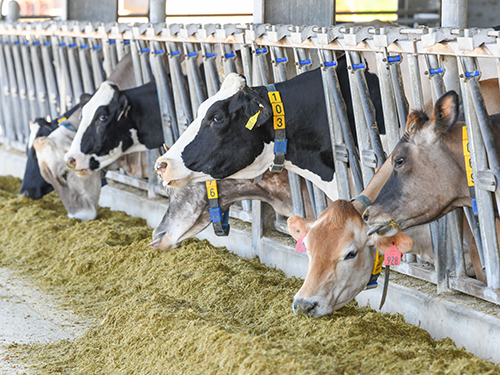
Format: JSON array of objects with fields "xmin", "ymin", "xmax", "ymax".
[
  {"xmin": 375, "ymin": 52, "xmax": 400, "ymax": 153},
  {"xmin": 319, "ymin": 49, "xmax": 352, "ymax": 200},
  {"xmin": 4, "ymin": 37, "xmax": 24, "ymax": 142},
  {"xmin": 90, "ymin": 39, "xmax": 104, "ymax": 89},
  {"xmin": 30, "ymin": 39, "xmax": 49, "ymax": 120},
  {"xmin": 67, "ymin": 37, "xmax": 83, "ymax": 102},
  {"xmin": 78, "ymin": 38, "xmax": 95, "ymax": 95},
  {"xmin": 184, "ymin": 42, "xmax": 207, "ymax": 114},
  {"xmin": 129, "ymin": 40, "xmax": 144, "ymax": 87},
  {"xmin": 407, "ymin": 50, "xmax": 425, "ymax": 110},
  {"xmin": 40, "ymin": 37, "xmax": 59, "ymax": 119},
  {"xmin": 221, "ymin": 43, "xmax": 237, "ymax": 74},
  {"xmin": 0, "ymin": 37, "xmax": 14, "ymax": 141},
  {"xmin": 20, "ymin": 37, "xmax": 39, "ymax": 120},
  {"xmin": 240, "ymin": 44, "xmax": 253, "ymax": 87},
  {"xmin": 11, "ymin": 35, "xmax": 31, "ymax": 142},
  {"xmin": 56, "ymin": 37, "xmax": 74, "ymax": 111},
  {"xmin": 201, "ymin": 43, "xmax": 220, "ymax": 97},
  {"xmin": 166, "ymin": 42, "xmax": 192, "ymax": 134},
  {"xmin": 389, "ymin": 59, "xmax": 409, "ymax": 135},
  {"xmin": 149, "ymin": 41, "xmax": 178, "ymax": 146},
  {"xmin": 138, "ymin": 40, "xmax": 152, "ymax": 84}
]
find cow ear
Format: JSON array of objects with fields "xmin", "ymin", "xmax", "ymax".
[
  {"xmin": 245, "ymin": 97, "xmax": 272, "ymax": 127},
  {"xmin": 117, "ymin": 93, "xmax": 130, "ymax": 121},
  {"xmin": 432, "ymin": 90, "xmax": 459, "ymax": 134},
  {"xmin": 79, "ymin": 93, "xmax": 92, "ymax": 107},
  {"xmin": 370, "ymin": 231, "xmax": 414, "ymax": 254},
  {"xmin": 287, "ymin": 215, "xmax": 315, "ymax": 240}
]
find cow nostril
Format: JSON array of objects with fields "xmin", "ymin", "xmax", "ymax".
[
  {"xmin": 293, "ymin": 300, "xmax": 317, "ymax": 315},
  {"xmin": 155, "ymin": 160, "xmax": 168, "ymax": 175},
  {"xmin": 66, "ymin": 157, "xmax": 77, "ymax": 169}
]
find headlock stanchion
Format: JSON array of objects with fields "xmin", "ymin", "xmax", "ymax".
[{"xmin": 1, "ymin": 21, "xmax": 500, "ymax": 306}]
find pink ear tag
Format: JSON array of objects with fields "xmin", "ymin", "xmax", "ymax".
[
  {"xmin": 384, "ymin": 242, "xmax": 402, "ymax": 266},
  {"xmin": 295, "ymin": 233, "xmax": 307, "ymax": 253}
]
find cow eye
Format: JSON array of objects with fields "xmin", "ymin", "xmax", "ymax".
[
  {"xmin": 212, "ymin": 114, "xmax": 223, "ymax": 123},
  {"xmin": 62, "ymin": 170, "xmax": 68, "ymax": 181},
  {"xmin": 99, "ymin": 114, "xmax": 108, "ymax": 122},
  {"xmin": 395, "ymin": 157, "xmax": 405, "ymax": 169},
  {"xmin": 345, "ymin": 251, "xmax": 358, "ymax": 260}
]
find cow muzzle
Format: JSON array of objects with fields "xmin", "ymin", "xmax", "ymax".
[
  {"xmin": 293, "ymin": 297, "xmax": 319, "ymax": 317},
  {"xmin": 154, "ymin": 157, "xmax": 192, "ymax": 188},
  {"xmin": 363, "ymin": 206, "xmax": 400, "ymax": 237}
]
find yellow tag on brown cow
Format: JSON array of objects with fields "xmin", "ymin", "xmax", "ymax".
[
  {"xmin": 206, "ymin": 180, "xmax": 219, "ymax": 199},
  {"xmin": 245, "ymin": 111, "xmax": 260, "ymax": 130}
]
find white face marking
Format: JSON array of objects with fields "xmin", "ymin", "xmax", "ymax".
[
  {"xmin": 157, "ymin": 73, "xmax": 247, "ymax": 184},
  {"xmin": 65, "ymin": 81, "xmax": 116, "ymax": 170},
  {"xmin": 28, "ymin": 121, "xmax": 41, "ymax": 149}
]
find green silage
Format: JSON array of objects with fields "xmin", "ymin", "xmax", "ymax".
[{"xmin": 0, "ymin": 176, "xmax": 498, "ymax": 374}]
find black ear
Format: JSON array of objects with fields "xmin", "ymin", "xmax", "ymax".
[
  {"xmin": 245, "ymin": 96, "xmax": 272, "ymax": 127},
  {"xmin": 117, "ymin": 93, "xmax": 130, "ymax": 121},
  {"xmin": 432, "ymin": 90, "xmax": 459, "ymax": 134}
]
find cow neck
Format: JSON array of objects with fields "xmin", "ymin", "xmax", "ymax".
[
  {"xmin": 261, "ymin": 69, "xmax": 335, "ymax": 187},
  {"xmin": 123, "ymin": 81, "xmax": 163, "ymax": 149},
  {"xmin": 351, "ymin": 158, "xmax": 394, "ymax": 215}
]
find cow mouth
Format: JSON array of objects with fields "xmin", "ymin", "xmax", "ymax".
[
  {"xmin": 366, "ymin": 220, "xmax": 400, "ymax": 237},
  {"xmin": 162, "ymin": 176, "xmax": 190, "ymax": 188},
  {"xmin": 73, "ymin": 168, "xmax": 91, "ymax": 176},
  {"xmin": 149, "ymin": 232, "xmax": 174, "ymax": 251}
]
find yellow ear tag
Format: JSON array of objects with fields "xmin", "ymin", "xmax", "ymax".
[
  {"xmin": 245, "ymin": 111, "xmax": 260, "ymax": 130},
  {"xmin": 57, "ymin": 117, "xmax": 67, "ymax": 123}
]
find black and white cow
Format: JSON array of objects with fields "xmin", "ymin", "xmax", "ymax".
[
  {"xmin": 19, "ymin": 103, "xmax": 81, "ymax": 199},
  {"xmin": 64, "ymin": 81, "xmax": 162, "ymax": 175},
  {"xmin": 155, "ymin": 59, "xmax": 385, "ymax": 200}
]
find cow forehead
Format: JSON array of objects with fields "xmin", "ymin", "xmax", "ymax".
[
  {"xmin": 168, "ymin": 73, "xmax": 246, "ymax": 158},
  {"xmin": 80, "ymin": 82, "xmax": 116, "ymax": 131}
]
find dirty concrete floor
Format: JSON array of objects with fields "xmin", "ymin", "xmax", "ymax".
[{"xmin": 0, "ymin": 267, "xmax": 89, "ymax": 374}]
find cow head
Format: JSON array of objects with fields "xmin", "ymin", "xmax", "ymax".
[
  {"xmin": 34, "ymin": 127, "xmax": 102, "ymax": 221},
  {"xmin": 19, "ymin": 118, "xmax": 59, "ymax": 199},
  {"xmin": 363, "ymin": 91, "xmax": 471, "ymax": 236},
  {"xmin": 289, "ymin": 200, "xmax": 414, "ymax": 318},
  {"xmin": 64, "ymin": 82, "xmax": 139, "ymax": 176},
  {"xmin": 155, "ymin": 73, "xmax": 274, "ymax": 188}
]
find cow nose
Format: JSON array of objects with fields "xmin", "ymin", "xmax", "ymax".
[
  {"xmin": 66, "ymin": 157, "xmax": 77, "ymax": 170},
  {"xmin": 292, "ymin": 298, "xmax": 317, "ymax": 315},
  {"xmin": 155, "ymin": 160, "xmax": 168, "ymax": 176}
]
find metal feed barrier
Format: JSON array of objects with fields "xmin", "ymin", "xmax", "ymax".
[{"xmin": 0, "ymin": 20, "xmax": 499, "ymax": 305}]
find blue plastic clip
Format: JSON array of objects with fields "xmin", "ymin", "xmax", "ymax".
[
  {"xmin": 465, "ymin": 70, "xmax": 480, "ymax": 78},
  {"xmin": 140, "ymin": 47, "xmax": 150, "ymax": 53},
  {"xmin": 93, "ymin": 45, "xmax": 101, "ymax": 50},
  {"xmin": 5, "ymin": 40, "xmax": 11, "ymax": 45},
  {"xmin": 171, "ymin": 50, "xmax": 181, "ymax": 56},
  {"xmin": 154, "ymin": 49, "xmax": 165, "ymax": 54},
  {"xmin": 69, "ymin": 43, "xmax": 77, "ymax": 48},
  {"xmin": 299, "ymin": 59, "xmax": 312, "ymax": 65},
  {"xmin": 124, "ymin": 40, "xmax": 130, "ymax": 45},
  {"xmin": 388, "ymin": 55, "xmax": 401, "ymax": 63},
  {"xmin": 33, "ymin": 41, "xmax": 40, "ymax": 46},
  {"xmin": 225, "ymin": 52, "xmax": 235, "ymax": 59},
  {"xmin": 23, "ymin": 41, "xmax": 30, "ymax": 46},
  {"xmin": 276, "ymin": 57, "xmax": 287, "ymax": 63},
  {"xmin": 256, "ymin": 47, "xmax": 268, "ymax": 55},
  {"xmin": 429, "ymin": 67, "xmax": 444, "ymax": 75},
  {"xmin": 274, "ymin": 139, "xmax": 288, "ymax": 154},
  {"xmin": 352, "ymin": 63, "xmax": 366, "ymax": 70},
  {"xmin": 81, "ymin": 44, "xmax": 89, "ymax": 49},
  {"xmin": 14, "ymin": 41, "xmax": 20, "ymax": 45},
  {"xmin": 44, "ymin": 41, "xmax": 51, "ymax": 46},
  {"xmin": 109, "ymin": 39, "xmax": 116, "ymax": 44},
  {"xmin": 472, "ymin": 199, "xmax": 478, "ymax": 216},
  {"xmin": 58, "ymin": 42, "xmax": 66, "ymax": 47},
  {"xmin": 187, "ymin": 51, "xmax": 198, "ymax": 57},
  {"xmin": 324, "ymin": 61, "xmax": 337, "ymax": 67},
  {"xmin": 205, "ymin": 52, "xmax": 216, "ymax": 58}
]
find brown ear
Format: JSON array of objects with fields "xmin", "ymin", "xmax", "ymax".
[
  {"xmin": 431, "ymin": 90, "xmax": 459, "ymax": 134},
  {"xmin": 373, "ymin": 231, "xmax": 414, "ymax": 254},
  {"xmin": 287, "ymin": 216, "xmax": 315, "ymax": 241}
]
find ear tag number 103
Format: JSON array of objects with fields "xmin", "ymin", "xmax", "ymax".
[{"xmin": 384, "ymin": 242, "xmax": 402, "ymax": 266}]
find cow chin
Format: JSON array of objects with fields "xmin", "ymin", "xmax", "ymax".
[{"xmin": 68, "ymin": 207, "xmax": 97, "ymax": 221}]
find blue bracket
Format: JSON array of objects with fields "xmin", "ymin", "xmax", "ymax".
[{"xmin": 274, "ymin": 139, "xmax": 288, "ymax": 154}]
